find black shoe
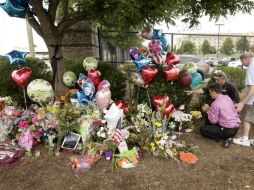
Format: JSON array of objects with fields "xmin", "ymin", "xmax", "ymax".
[{"xmin": 222, "ymin": 138, "xmax": 232, "ymax": 148}]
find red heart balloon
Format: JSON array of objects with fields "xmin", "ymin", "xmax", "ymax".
[
  {"xmin": 179, "ymin": 72, "xmax": 192, "ymax": 87},
  {"xmin": 88, "ymin": 70, "xmax": 101, "ymax": 87},
  {"xmin": 141, "ymin": 66, "xmax": 158, "ymax": 84},
  {"xmin": 115, "ymin": 100, "xmax": 129, "ymax": 113},
  {"xmin": 163, "ymin": 66, "xmax": 180, "ymax": 81},
  {"xmin": 11, "ymin": 67, "xmax": 32, "ymax": 88},
  {"xmin": 163, "ymin": 103, "xmax": 175, "ymax": 117},
  {"xmin": 153, "ymin": 96, "xmax": 170, "ymax": 108},
  {"xmin": 166, "ymin": 52, "xmax": 180, "ymax": 66}
]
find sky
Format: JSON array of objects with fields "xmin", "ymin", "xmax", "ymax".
[{"xmin": 1, "ymin": 4, "xmax": 254, "ymax": 54}]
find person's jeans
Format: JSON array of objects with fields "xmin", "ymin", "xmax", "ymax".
[{"xmin": 200, "ymin": 124, "xmax": 239, "ymax": 140}]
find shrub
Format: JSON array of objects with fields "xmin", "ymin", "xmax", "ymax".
[
  {"xmin": 134, "ymin": 67, "xmax": 193, "ymax": 109},
  {"xmin": 0, "ymin": 56, "xmax": 52, "ymax": 106},
  {"xmin": 65, "ymin": 60, "xmax": 126, "ymax": 100}
]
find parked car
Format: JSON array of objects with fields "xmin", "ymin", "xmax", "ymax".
[
  {"xmin": 177, "ymin": 55, "xmax": 210, "ymax": 79},
  {"xmin": 204, "ymin": 57, "xmax": 217, "ymax": 66},
  {"xmin": 228, "ymin": 59, "xmax": 247, "ymax": 69}
]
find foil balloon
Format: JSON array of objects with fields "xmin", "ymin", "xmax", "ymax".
[
  {"xmin": 166, "ymin": 52, "xmax": 180, "ymax": 65},
  {"xmin": 190, "ymin": 72, "xmax": 203, "ymax": 89},
  {"xmin": 88, "ymin": 70, "xmax": 101, "ymax": 87},
  {"xmin": 163, "ymin": 66, "xmax": 180, "ymax": 81},
  {"xmin": 77, "ymin": 90, "xmax": 90, "ymax": 104},
  {"xmin": 27, "ymin": 79, "xmax": 54, "ymax": 104},
  {"xmin": 11, "ymin": 67, "xmax": 32, "ymax": 88},
  {"xmin": 140, "ymin": 23, "xmax": 153, "ymax": 40},
  {"xmin": 152, "ymin": 54, "xmax": 165, "ymax": 65},
  {"xmin": 129, "ymin": 48, "xmax": 140, "ymax": 60},
  {"xmin": 138, "ymin": 48, "xmax": 149, "ymax": 57},
  {"xmin": 130, "ymin": 73, "xmax": 146, "ymax": 88},
  {"xmin": 133, "ymin": 55, "xmax": 151, "ymax": 72},
  {"xmin": 63, "ymin": 71, "xmax": 77, "ymax": 87},
  {"xmin": 148, "ymin": 40, "xmax": 162, "ymax": 55},
  {"xmin": 83, "ymin": 57, "xmax": 98, "ymax": 71},
  {"xmin": 96, "ymin": 88, "xmax": 111, "ymax": 111},
  {"xmin": 152, "ymin": 29, "xmax": 169, "ymax": 52},
  {"xmin": 141, "ymin": 66, "xmax": 158, "ymax": 84},
  {"xmin": 98, "ymin": 80, "xmax": 110, "ymax": 91},
  {"xmin": 184, "ymin": 62, "xmax": 198, "ymax": 74},
  {"xmin": 179, "ymin": 72, "xmax": 192, "ymax": 87},
  {"xmin": 77, "ymin": 74, "xmax": 95, "ymax": 99},
  {"xmin": 153, "ymin": 96, "xmax": 170, "ymax": 108},
  {"xmin": 4, "ymin": 50, "xmax": 28, "ymax": 64}
]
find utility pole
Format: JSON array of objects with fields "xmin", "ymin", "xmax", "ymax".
[
  {"xmin": 216, "ymin": 23, "xmax": 224, "ymax": 58},
  {"xmin": 25, "ymin": 19, "xmax": 35, "ymax": 58}
]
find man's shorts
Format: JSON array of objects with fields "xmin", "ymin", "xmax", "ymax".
[{"xmin": 241, "ymin": 104, "xmax": 254, "ymax": 123}]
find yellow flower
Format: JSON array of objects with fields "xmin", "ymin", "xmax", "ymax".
[
  {"xmin": 151, "ymin": 147, "xmax": 156, "ymax": 151},
  {"xmin": 156, "ymin": 134, "xmax": 161, "ymax": 138},
  {"xmin": 155, "ymin": 122, "xmax": 162, "ymax": 128},
  {"xmin": 156, "ymin": 141, "xmax": 160, "ymax": 145},
  {"xmin": 160, "ymin": 146, "xmax": 164, "ymax": 150},
  {"xmin": 169, "ymin": 144, "xmax": 173, "ymax": 148},
  {"xmin": 150, "ymin": 142, "xmax": 155, "ymax": 147},
  {"xmin": 190, "ymin": 111, "xmax": 202, "ymax": 119},
  {"xmin": 172, "ymin": 149, "xmax": 178, "ymax": 156}
]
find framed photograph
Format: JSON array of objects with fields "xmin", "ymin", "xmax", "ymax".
[{"xmin": 61, "ymin": 132, "xmax": 81, "ymax": 150}]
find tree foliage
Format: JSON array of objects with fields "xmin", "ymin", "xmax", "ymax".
[
  {"xmin": 201, "ymin": 40, "xmax": 215, "ymax": 55},
  {"xmin": 221, "ymin": 38, "xmax": 234, "ymax": 55},
  {"xmin": 236, "ymin": 37, "xmax": 250, "ymax": 52},
  {"xmin": 178, "ymin": 41, "xmax": 196, "ymax": 54},
  {"xmin": 23, "ymin": 0, "xmax": 254, "ymax": 93}
]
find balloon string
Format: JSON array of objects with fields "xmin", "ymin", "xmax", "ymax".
[
  {"xmin": 23, "ymin": 88, "xmax": 28, "ymax": 110},
  {"xmin": 146, "ymin": 88, "xmax": 152, "ymax": 108}
]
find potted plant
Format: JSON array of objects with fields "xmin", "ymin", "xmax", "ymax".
[{"xmin": 104, "ymin": 139, "xmax": 117, "ymax": 161}]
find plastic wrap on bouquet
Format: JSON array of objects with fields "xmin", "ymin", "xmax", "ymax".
[
  {"xmin": 104, "ymin": 103, "xmax": 123, "ymax": 134},
  {"xmin": 114, "ymin": 148, "xmax": 139, "ymax": 169},
  {"xmin": 79, "ymin": 118, "xmax": 92, "ymax": 145},
  {"xmin": 0, "ymin": 119, "xmax": 14, "ymax": 142},
  {"xmin": 18, "ymin": 130, "xmax": 33, "ymax": 152}
]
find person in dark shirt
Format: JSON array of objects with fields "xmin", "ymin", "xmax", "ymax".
[{"xmin": 186, "ymin": 70, "xmax": 240, "ymax": 103}]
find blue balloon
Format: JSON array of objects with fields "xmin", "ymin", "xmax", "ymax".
[
  {"xmin": 0, "ymin": 0, "xmax": 27, "ymax": 18},
  {"xmin": 133, "ymin": 55, "xmax": 151, "ymax": 72},
  {"xmin": 4, "ymin": 50, "xmax": 28, "ymax": 65},
  {"xmin": 77, "ymin": 90, "xmax": 90, "ymax": 105},
  {"xmin": 190, "ymin": 72, "xmax": 203, "ymax": 89},
  {"xmin": 10, "ymin": 0, "xmax": 29, "ymax": 8},
  {"xmin": 152, "ymin": 29, "xmax": 168, "ymax": 52},
  {"xmin": 77, "ymin": 73, "xmax": 95, "ymax": 99}
]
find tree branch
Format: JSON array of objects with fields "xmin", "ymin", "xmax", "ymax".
[
  {"xmin": 30, "ymin": 0, "xmax": 58, "ymax": 37},
  {"xmin": 26, "ymin": 15, "xmax": 43, "ymax": 37},
  {"xmin": 62, "ymin": 0, "xmax": 69, "ymax": 21},
  {"xmin": 48, "ymin": 0, "xmax": 60, "ymax": 21}
]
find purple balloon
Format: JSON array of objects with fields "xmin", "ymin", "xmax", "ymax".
[{"xmin": 129, "ymin": 48, "xmax": 140, "ymax": 60}]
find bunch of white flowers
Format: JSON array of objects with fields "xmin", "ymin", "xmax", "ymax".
[{"xmin": 172, "ymin": 110, "xmax": 192, "ymax": 122}]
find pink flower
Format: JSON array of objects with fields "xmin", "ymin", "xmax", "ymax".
[
  {"xmin": 34, "ymin": 130, "xmax": 41, "ymax": 138},
  {"xmin": 19, "ymin": 120, "xmax": 29, "ymax": 129},
  {"xmin": 32, "ymin": 117, "xmax": 39, "ymax": 126}
]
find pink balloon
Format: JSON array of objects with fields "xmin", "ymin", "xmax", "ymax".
[
  {"xmin": 148, "ymin": 40, "xmax": 162, "ymax": 55},
  {"xmin": 98, "ymin": 80, "xmax": 110, "ymax": 91},
  {"xmin": 96, "ymin": 88, "xmax": 111, "ymax": 110}
]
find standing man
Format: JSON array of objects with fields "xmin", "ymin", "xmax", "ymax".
[
  {"xmin": 200, "ymin": 84, "xmax": 240, "ymax": 148},
  {"xmin": 233, "ymin": 52, "xmax": 254, "ymax": 146},
  {"xmin": 186, "ymin": 70, "xmax": 240, "ymax": 103}
]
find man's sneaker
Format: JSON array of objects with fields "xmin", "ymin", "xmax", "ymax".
[
  {"xmin": 233, "ymin": 137, "xmax": 250, "ymax": 147},
  {"xmin": 222, "ymin": 138, "xmax": 232, "ymax": 148},
  {"xmin": 250, "ymin": 139, "xmax": 254, "ymax": 146}
]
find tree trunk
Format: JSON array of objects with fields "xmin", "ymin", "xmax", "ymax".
[{"xmin": 47, "ymin": 40, "xmax": 68, "ymax": 98}]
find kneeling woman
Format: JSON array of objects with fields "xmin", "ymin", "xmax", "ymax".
[{"xmin": 200, "ymin": 84, "xmax": 240, "ymax": 148}]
